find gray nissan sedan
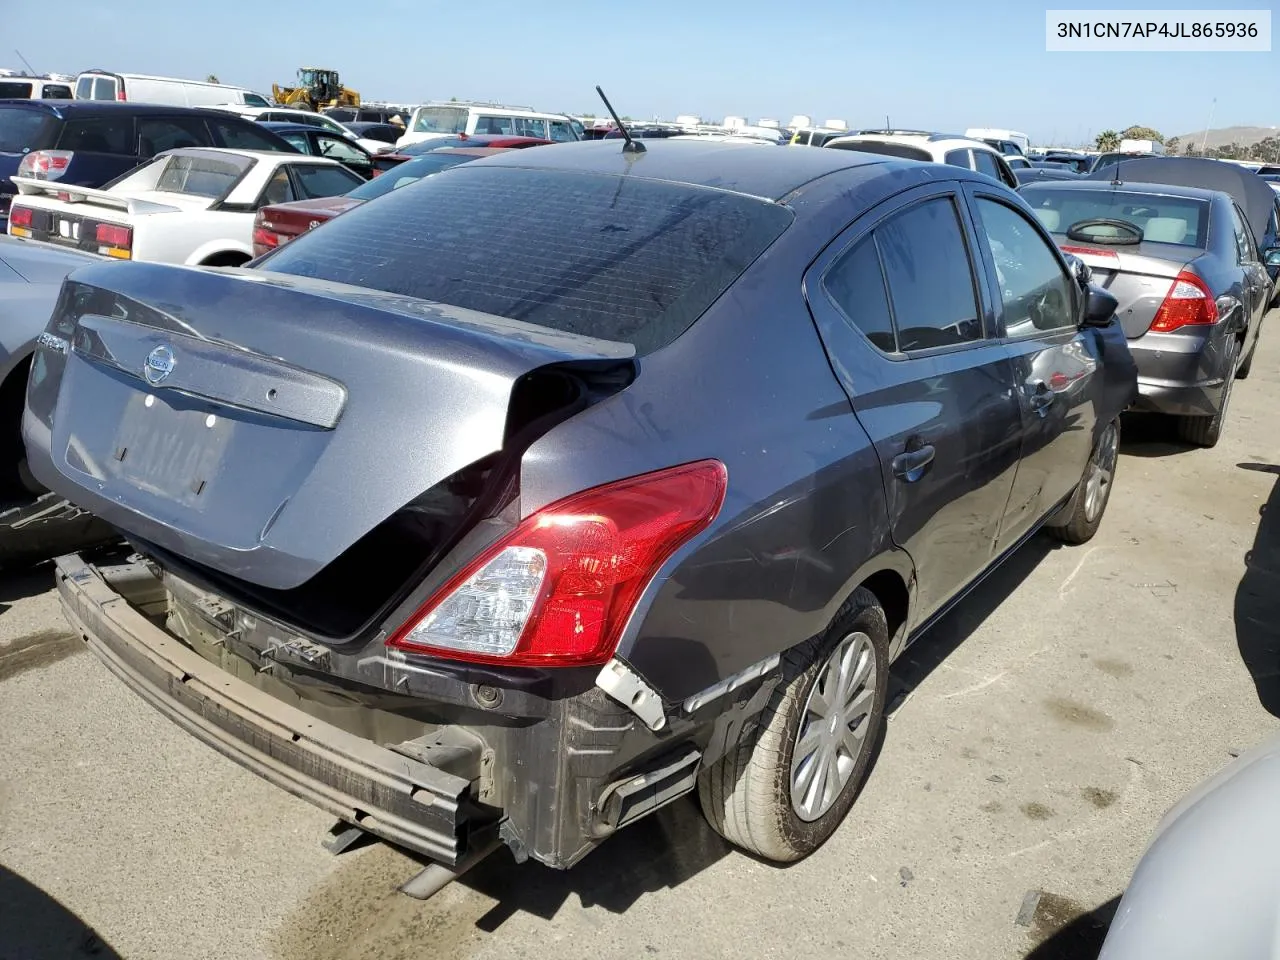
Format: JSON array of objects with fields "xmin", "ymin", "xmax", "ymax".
[{"xmin": 25, "ymin": 141, "xmax": 1135, "ymax": 888}]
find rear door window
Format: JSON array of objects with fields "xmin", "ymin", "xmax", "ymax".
[
  {"xmin": 0, "ymin": 107, "xmax": 60, "ymax": 152},
  {"xmin": 1230, "ymin": 203, "xmax": 1258, "ymax": 262},
  {"xmin": 262, "ymin": 167, "xmax": 794, "ymax": 353},
  {"xmin": 93, "ymin": 76, "xmax": 119, "ymax": 100},
  {"xmin": 548, "ymin": 120, "xmax": 576, "ymax": 142},
  {"xmin": 289, "ymin": 163, "xmax": 363, "ymax": 199},
  {"xmin": 475, "ymin": 114, "xmax": 516, "ymax": 135},
  {"xmin": 74, "ymin": 76, "xmax": 95, "ymax": 100},
  {"xmin": 42, "ymin": 84, "xmax": 73, "ymax": 99},
  {"xmin": 280, "ymin": 132, "xmax": 312, "ymax": 153},
  {"xmin": 0, "ymin": 81, "xmax": 34, "ymax": 98},
  {"xmin": 56, "ymin": 117, "xmax": 134, "ymax": 155},
  {"xmin": 944, "ymin": 149, "xmax": 972, "ymax": 168},
  {"xmin": 823, "ymin": 235, "xmax": 897, "ymax": 352},
  {"xmin": 209, "ymin": 117, "xmax": 292, "ymax": 151},
  {"xmin": 877, "ymin": 197, "xmax": 984, "ymax": 349},
  {"xmin": 137, "ymin": 117, "xmax": 211, "ymax": 156},
  {"xmin": 973, "ymin": 150, "xmax": 1002, "ymax": 180}
]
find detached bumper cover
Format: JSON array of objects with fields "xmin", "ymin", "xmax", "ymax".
[{"xmin": 54, "ymin": 553, "xmax": 475, "ymax": 865}]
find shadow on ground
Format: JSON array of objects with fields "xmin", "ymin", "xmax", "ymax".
[
  {"xmin": 1023, "ymin": 894, "xmax": 1118, "ymax": 959},
  {"xmin": 1235, "ymin": 463, "xmax": 1280, "ymax": 716},
  {"xmin": 0, "ymin": 565, "xmax": 54, "ymax": 618},
  {"xmin": 1117, "ymin": 412, "xmax": 1197, "ymax": 458},
  {"xmin": 0, "ymin": 865, "xmax": 122, "ymax": 959},
  {"xmin": 890, "ymin": 535, "xmax": 1056, "ymax": 703}
]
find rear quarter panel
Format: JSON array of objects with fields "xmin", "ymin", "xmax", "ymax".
[{"xmin": 519, "ymin": 172, "xmax": 915, "ymax": 702}]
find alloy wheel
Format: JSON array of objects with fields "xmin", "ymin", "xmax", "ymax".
[
  {"xmin": 789, "ymin": 631, "xmax": 877, "ymax": 822},
  {"xmin": 1083, "ymin": 422, "xmax": 1119, "ymax": 523}
]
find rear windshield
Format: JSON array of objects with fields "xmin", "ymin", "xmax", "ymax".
[
  {"xmin": 262, "ymin": 167, "xmax": 793, "ymax": 353},
  {"xmin": 345, "ymin": 152, "xmax": 477, "ymax": 200},
  {"xmin": 411, "ymin": 107, "xmax": 468, "ymax": 135},
  {"xmin": 1021, "ymin": 186, "xmax": 1210, "ymax": 248},
  {"xmin": 154, "ymin": 154, "xmax": 249, "ymax": 198},
  {"xmin": 828, "ymin": 140, "xmax": 932, "ymax": 162},
  {"xmin": 0, "ymin": 81, "xmax": 34, "ymax": 98},
  {"xmin": 0, "ymin": 106, "xmax": 59, "ymax": 153}
]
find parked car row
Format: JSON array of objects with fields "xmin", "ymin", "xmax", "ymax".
[{"xmin": 0, "ymin": 100, "xmax": 1277, "ymax": 923}]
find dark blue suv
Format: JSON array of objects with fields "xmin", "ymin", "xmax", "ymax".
[{"xmin": 0, "ymin": 100, "xmax": 298, "ymax": 227}]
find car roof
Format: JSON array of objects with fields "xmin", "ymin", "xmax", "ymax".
[
  {"xmin": 1019, "ymin": 178, "xmax": 1222, "ymax": 201},
  {"xmin": 0, "ymin": 100, "xmax": 256, "ymax": 119},
  {"xmin": 829, "ymin": 132, "xmax": 994, "ymax": 151},
  {"xmin": 460, "ymin": 138, "xmax": 932, "ymax": 202},
  {"xmin": 158, "ymin": 146, "xmax": 339, "ymax": 166},
  {"xmin": 259, "ymin": 122, "xmax": 333, "ymax": 134}
]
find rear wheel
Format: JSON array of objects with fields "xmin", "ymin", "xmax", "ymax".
[
  {"xmin": 697, "ymin": 588, "xmax": 889, "ymax": 862},
  {"xmin": 1177, "ymin": 340, "xmax": 1238, "ymax": 448},
  {"xmin": 1236, "ymin": 339, "xmax": 1255, "ymax": 380},
  {"xmin": 1047, "ymin": 418, "xmax": 1119, "ymax": 545}
]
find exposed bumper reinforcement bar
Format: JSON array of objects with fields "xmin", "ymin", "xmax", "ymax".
[{"xmin": 54, "ymin": 553, "xmax": 477, "ymax": 866}]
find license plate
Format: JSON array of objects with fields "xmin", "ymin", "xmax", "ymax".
[
  {"xmin": 57, "ymin": 218, "xmax": 81, "ymax": 241},
  {"xmin": 112, "ymin": 393, "xmax": 234, "ymax": 503}
]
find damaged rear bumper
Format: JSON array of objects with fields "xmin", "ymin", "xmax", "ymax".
[{"xmin": 54, "ymin": 552, "xmax": 479, "ymax": 866}]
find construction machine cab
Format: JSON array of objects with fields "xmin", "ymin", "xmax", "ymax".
[{"xmin": 299, "ymin": 68, "xmax": 340, "ymax": 104}]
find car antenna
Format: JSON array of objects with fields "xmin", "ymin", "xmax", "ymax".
[{"xmin": 596, "ymin": 85, "xmax": 644, "ymax": 154}]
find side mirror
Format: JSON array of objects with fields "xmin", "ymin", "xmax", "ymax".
[
  {"xmin": 1264, "ymin": 246, "xmax": 1280, "ymax": 268},
  {"xmin": 1063, "ymin": 253, "xmax": 1092, "ymax": 288},
  {"xmin": 1082, "ymin": 285, "xmax": 1118, "ymax": 328}
]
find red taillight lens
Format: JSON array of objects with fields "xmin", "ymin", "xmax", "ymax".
[
  {"xmin": 94, "ymin": 223, "xmax": 132, "ymax": 248},
  {"xmin": 252, "ymin": 226, "xmax": 281, "ymax": 251},
  {"xmin": 17, "ymin": 150, "xmax": 73, "ymax": 181},
  {"xmin": 115, "ymin": 89, "xmax": 126, "ymax": 101},
  {"xmin": 1150, "ymin": 271, "xmax": 1219, "ymax": 333},
  {"xmin": 388, "ymin": 460, "xmax": 729, "ymax": 667},
  {"xmin": 8, "ymin": 206, "xmax": 32, "ymax": 229}
]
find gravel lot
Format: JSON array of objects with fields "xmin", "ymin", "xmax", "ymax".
[{"xmin": 3, "ymin": 332, "xmax": 1278, "ymax": 960}]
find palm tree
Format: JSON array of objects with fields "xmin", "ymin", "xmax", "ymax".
[
  {"xmin": 206, "ymin": 74, "xmax": 220, "ymax": 84},
  {"xmin": 1095, "ymin": 130, "xmax": 1121, "ymax": 152}
]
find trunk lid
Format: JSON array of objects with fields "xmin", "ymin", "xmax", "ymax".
[
  {"xmin": 25, "ymin": 261, "xmax": 634, "ymax": 591},
  {"xmin": 259, "ymin": 197, "xmax": 359, "ymax": 240},
  {"xmin": 1056, "ymin": 238, "xmax": 1198, "ymax": 338}
]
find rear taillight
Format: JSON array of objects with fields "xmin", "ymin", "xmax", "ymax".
[
  {"xmin": 17, "ymin": 150, "xmax": 73, "ymax": 181},
  {"xmin": 252, "ymin": 225, "xmax": 282, "ymax": 254},
  {"xmin": 1059, "ymin": 244, "xmax": 1119, "ymax": 261},
  {"xmin": 8, "ymin": 206, "xmax": 32, "ymax": 229},
  {"xmin": 387, "ymin": 460, "xmax": 729, "ymax": 667},
  {"xmin": 115, "ymin": 89, "xmax": 126, "ymax": 101},
  {"xmin": 1150, "ymin": 271, "xmax": 1219, "ymax": 333},
  {"xmin": 94, "ymin": 222, "xmax": 132, "ymax": 258}
]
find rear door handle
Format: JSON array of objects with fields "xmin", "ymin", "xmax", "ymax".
[{"xmin": 892, "ymin": 444, "xmax": 936, "ymax": 482}]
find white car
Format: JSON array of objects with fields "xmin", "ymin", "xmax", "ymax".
[
  {"xmin": 824, "ymin": 130, "xmax": 1020, "ymax": 190},
  {"xmin": 7, "ymin": 147, "xmax": 363, "ymax": 267},
  {"xmin": 396, "ymin": 102, "xmax": 580, "ymax": 149}
]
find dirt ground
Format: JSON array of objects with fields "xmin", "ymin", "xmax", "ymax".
[{"xmin": 2, "ymin": 333, "xmax": 1278, "ymax": 960}]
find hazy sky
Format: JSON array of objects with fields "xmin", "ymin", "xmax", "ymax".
[{"xmin": 6, "ymin": 0, "xmax": 1274, "ymax": 146}]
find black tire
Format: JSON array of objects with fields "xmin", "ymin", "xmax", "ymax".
[
  {"xmin": 1047, "ymin": 418, "xmax": 1120, "ymax": 545},
  {"xmin": 1176, "ymin": 340, "xmax": 1238, "ymax": 448},
  {"xmin": 1236, "ymin": 340, "xmax": 1255, "ymax": 380},
  {"xmin": 0, "ymin": 361, "xmax": 43, "ymax": 499},
  {"xmin": 697, "ymin": 587, "xmax": 890, "ymax": 863}
]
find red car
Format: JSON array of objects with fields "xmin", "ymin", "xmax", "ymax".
[
  {"xmin": 372, "ymin": 134, "xmax": 551, "ymax": 172},
  {"xmin": 253, "ymin": 147, "xmax": 511, "ymax": 256}
]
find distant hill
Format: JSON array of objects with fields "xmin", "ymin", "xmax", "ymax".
[{"xmin": 1171, "ymin": 125, "xmax": 1279, "ymax": 150}]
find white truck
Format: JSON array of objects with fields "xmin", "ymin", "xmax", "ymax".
[{"xmin": 1118, "ymin": 138, "xmax": 1165, "ymax": 155}]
